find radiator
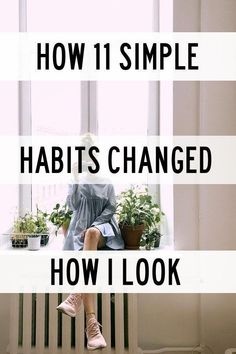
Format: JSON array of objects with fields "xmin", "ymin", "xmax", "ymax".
[{"xmin": 9, "ymin": 293, "xmax": 139, "ymax": 354}]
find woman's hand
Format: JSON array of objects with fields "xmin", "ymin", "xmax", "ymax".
[
  {"xmin": 81, "ymin": 229, "xmax": 86, "ymax": 240},
  {"xmin": 72, "ymin": 162, "xmax": 80, "ymax": 182}
]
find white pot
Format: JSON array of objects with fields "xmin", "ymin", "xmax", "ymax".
[{"xmin": 28, "ymin": 235, "xmax": 41, "ymax": 251}]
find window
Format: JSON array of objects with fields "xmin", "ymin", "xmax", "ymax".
[
  {"xmin": 31, "ymin": 81, "xmax": 82, "ymax": 212},
  {"xmin": 25, "ymin": 0, "xmax": 156, "ymax": 214},
  {"xmin": 0, "ymin": 0, "xmax": 174, "ymax": 250}
]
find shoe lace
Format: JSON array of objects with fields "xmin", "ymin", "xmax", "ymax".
[
  {"xmin": 66, "ymin": 293, "xmax": 81, "ymax": 306},
  {"xmin": 86, "ymin": 318, "xmax": 102, "ymax": 338}
]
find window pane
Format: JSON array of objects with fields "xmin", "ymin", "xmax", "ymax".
[
  {"xmin": 0, "ymin": 0, "xmax": 18, "ymax": 31},
  {"xmin": 97, "ymin": 81, "xmax": 150, "ymax": 196},
  {"xmin": 97, "ymin": 82, "xmax": 149, "ymax": 135},
  {"xmin": 27, "ymin": 0, "xmax": 154, "ymax": 32},
  {"xmin": 0, "ymin": 186, "xmax": 18, "ymax": 236},
  {"xmin": 32, "ymin": 185, "xmax": 67, "ymax": 215},
  {"xmin": 0, "ymin": 82, "xmax": 18, "ymax": 134},
  {"xmin": 31, "ymin": 82, "xmax": 81, "ymax": 135},
  {"xmin": 31, "ymin": 81, "xmax": 81, "ymax": 212},
  {"xmin": 0, "ymin": 88, "xmax": 18, "ymax": 234}
]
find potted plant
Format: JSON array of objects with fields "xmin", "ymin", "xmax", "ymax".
[
  {"xmin": 27, "ymin": 228, "xmax": 41, "ymax": 251},
  {"xmin": 34, "ymin": 206, "xmax": 50, "ymax": 246},
  {"xmin": 117, "ymin": 186, "xmax": 163, "ymax": 250},
  {"xmin": 11, "ymin": 213, "xmax": 36, "ymax": 248},
  {"xmin": 140, "ymin": 226, "xmax": 162, "ymax": 250},
  {"xmin": 49, "ymin": 203, "xmax": 73, "ymax": 236},
  {"xmin": 11, "ymin": 208, "xmax": 49, "ymax": 250},
  {"xmin": 26, "ymin": 210, "xmax": 46, "ymax": 251}
]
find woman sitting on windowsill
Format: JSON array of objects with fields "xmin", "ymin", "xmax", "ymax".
[{"xmin": 57, "ymin": 139, "xmax": 124, "ymax": 351}]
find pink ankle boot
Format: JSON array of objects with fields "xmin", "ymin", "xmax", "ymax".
[
  {"xmin": 57, "ymin": 294, "xmax": 82, "ymax": 317},
  {"xmin": 86, "ymin": 317, "xmax": 107, "ymax": 351}
]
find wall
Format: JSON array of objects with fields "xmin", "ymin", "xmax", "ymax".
[
  {"xmin": 174, "ymin": 1, "xmax": 236, "ymax": 354},
  {"xmin": 140, "ymin": 1, "xmax": 236, "ymax": 353},
  {"xmin": 199, "ymin": 2, "xmax": 236, "ymax": 352}
]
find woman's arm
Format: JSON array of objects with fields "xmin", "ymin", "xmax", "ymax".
[
  {"xmin": 66, "ymin": 162, "xmax": 80, "ymax": 211},
  {"xmin": 66, "ymin": 184, "xmax": 80, "ymax": 211},
  {"xmin": 91, "ymin": 185, "xmax": 116, "ymax": 226}
]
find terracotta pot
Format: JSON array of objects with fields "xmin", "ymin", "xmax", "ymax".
[{"xmin": 119, "ymin": 224, "xmax": 145, "ymax": 250}]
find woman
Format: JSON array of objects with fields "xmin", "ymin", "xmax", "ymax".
[{"xmin": 57, "ymin": 165, "xmax": 124, "ymax": 351}]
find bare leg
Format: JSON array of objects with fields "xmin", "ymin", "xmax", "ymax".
[
  {"xmin": 57, "ymin": 227, "xmax": 105, "ymax": 318},
  {"xmin": 82, "ymin": 227, "xmax": 105, "ymax": 320},
  {"xmin": 83, "ymin": 227, "xmax": 102, "ymax": 251},
  {"xmin": 57, "ymin": 227, "xmax": 107, "ymax": 349},
  {"xmin": 82, "ymin": 228, "xmax": 107, "ymax": 349}
]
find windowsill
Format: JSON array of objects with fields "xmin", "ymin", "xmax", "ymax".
[
  {"xmin": 156, "ymin": 242, "xmax": 174, "ymax": 251},
  {"xmin": 140, "ymin": 243, "xmax": 174, "ymax": 252},
  {"xmin": 1, "ymin": 233, "xmax": 174, "ymax": 251},
  {"xmin": 0, "ymin": 232, "xmax": 64, "ymax": 251}
]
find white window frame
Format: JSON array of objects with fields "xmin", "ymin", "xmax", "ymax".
[
  {"xmin": 18, "ymin": 0, "xmax": 32, "ymax": 216},
  {"xmin": 159, "ymin": 0, "xmax": 174, "ymax": 248}
]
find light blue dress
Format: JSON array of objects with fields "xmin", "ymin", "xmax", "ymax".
[{"xmin": 63, "ymin": 181, "xmax": 124, "ymax": 251}]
